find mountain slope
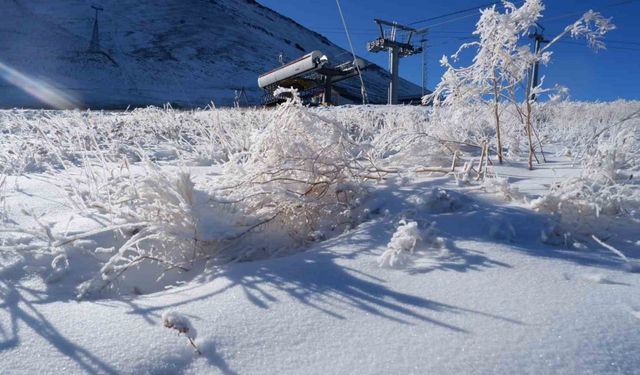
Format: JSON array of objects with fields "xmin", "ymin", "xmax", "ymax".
[{"xmin": 0, "ymin": 0, "xmax": 422, "ymax": 108}]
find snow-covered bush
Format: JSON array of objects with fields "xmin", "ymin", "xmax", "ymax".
[
  {"xmin": 532, "ymin": 104, "xmax": 640, "ymax": 233},
  {"xmin": 216, "ymin": 92, "xmax": 369, "ymax": 257},
  {"xmin": 379, "ymin": 220, "xmax": 447, "ymax": 268},
  {"xmin": 0, "ymin": 106, "xmax": 260, "ymax": 174},
  {"xmin": 69, "ymin": 161, "xmax": 208, "ymax": 297},
  {"xmin": 379, "ymin": 220, "xmax": 422, "ymax": 268}
]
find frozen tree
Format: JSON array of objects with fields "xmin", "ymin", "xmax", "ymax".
[{"xmin": 426, "ymin": 0, "xmax": 615, "ymax": 169}]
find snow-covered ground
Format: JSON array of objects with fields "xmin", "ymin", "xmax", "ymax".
[{"xmin": 1, "ymin": 102, "xmax": 639, "ymax": 374}]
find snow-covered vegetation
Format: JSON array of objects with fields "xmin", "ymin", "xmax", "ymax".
[
  {"xmin": 1, "ymin": 1, "xmax": 639, "ymax": 373},
  {"xmin": 0, "ymin": 100, "xmax": 447, "ymax": 297},
  {"xmin": 422, "ymin": 0, "xmax": 638, "ymax": 236},
  {"xmin": 427, "ymin": 0, "xmax": 615, "ymax": 169},
  {"xmin": 1, "ymin": 97, "xmax": 638, "ymax": 297}
]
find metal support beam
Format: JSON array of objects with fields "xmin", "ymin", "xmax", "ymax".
[
  {"xmin": 323, "ymin": 77, "xmax": 333, "ymax": 105},
  {"xmin": 529, "ymin": 24, "xmax": 549, "ymax": 101},
  {"xmin": 419, "ymin": 36, "xmax": 427, "ymax": 97},
  {"xmin": 389, "ymin": 47, "xmax": 400, "ymax": 105},
  {"xmin": 88, "ymin": 5, "xmax": 104, "ymax": 52}
]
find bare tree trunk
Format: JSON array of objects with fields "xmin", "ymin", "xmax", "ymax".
[
  {"xmin": 525, "ymin": 99, "xmax": 535, "ymax": 170},
  {"xmin": 531, "ymin": 119, "xmax": 547, "ymax": 163},
  {"xmin": 492, "ymin": 73, "xmax": 503, "ymax": 164},
  {"xmin": 450, "ymin": 150, "xmax": 459, "ymax": 172},
  {"xmin": 476, "ymin": 140, "xmax": 487, "ymax": 180}
]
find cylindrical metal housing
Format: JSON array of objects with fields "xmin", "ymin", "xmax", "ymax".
[{"xmin": 258, "ymin": 50, "xmax": 326, "ymax": 88}]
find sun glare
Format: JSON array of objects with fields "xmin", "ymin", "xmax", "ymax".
[{"xmin": 0, "ymin": 61, "xmax": 78, "ymax": 109}]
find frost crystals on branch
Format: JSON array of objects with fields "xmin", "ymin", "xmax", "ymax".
[
  {"xmin": 162, "ymin": 311, "xmax": 201, "ymax": 355},
  {"xmin": 424, "ymin": 0, "xmax": 615, "ymax": 170}
]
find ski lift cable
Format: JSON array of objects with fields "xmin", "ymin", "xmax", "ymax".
[
  {"xmin": 407, "ymin": 1, "xmax": 527, "ymax": 28},
  {"xmin": 544, "ymin": 0, "xmax": 637, "ymax": 22},
  {"xmin": 408, "ymin": 1, "xmax": 501, "ymax": 25},
  {"xmin": 335, "ymin": 0, "xmax": 369, "ymax": 104},
  {"xmin": 558, "ymin": 40, "xmax": 640, "ymax": 52},
  {"xmin": 318, "ymin": 1, "xmax": 636, "ymax": 35},
  {"xmin": 418, "ymin": 11, "xmax": 488, "ymax": 29},
  {"xmin": 408, "ymin": 0, "xmax": 635, "ymax": 29}
]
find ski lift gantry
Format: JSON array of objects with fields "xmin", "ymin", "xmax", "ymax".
[
  {"xmin": 367, "ymin": 19, "xmax": 425, "ymax": 105},
  {"xmin": 258, "ymin": 51, "xmax": 368, "ymax": 106}
]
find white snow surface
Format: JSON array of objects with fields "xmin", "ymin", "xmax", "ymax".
[
  {"xmin": 1, "ymin": 104, "xmax": 639, "ymax": 374},
  {"xmin": 2, "ymin": 166, "xmax": 639, "ymax": 374}
]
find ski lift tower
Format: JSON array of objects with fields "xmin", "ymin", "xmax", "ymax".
[
  {"xmin": 367, "ymin": 19, "xmax": 424, "ymax": 105},
  {"xmin": 528, "ymin": 23, "xmax": 549, "ymax": 101},
  {"xmin": 88, "ymin": 5, "xmax": 104, "ymax": 52}
]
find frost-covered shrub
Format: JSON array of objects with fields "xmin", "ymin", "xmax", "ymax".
[
  {"xmin": 537, "ymin": 101, "xmax": 640, "ymax": 150},
  {"xmin": 532, "ymin": 106, "xmax": 640, "ymax": 233},
  {"xmin": 217, "ymin": 94, "xmax": 368, "ymax": 256},
  {"xmin": 379, "ymin": 220, "xmax": 422, "ymax": 268},
  {"xmin": 0, "ymin": 106, "xmax": 260, "ymax": 174},
  {"xmin": 379, "ymin": 220, "xmax": 446, "ymax": 268},
  {"xmin": 5, "ymin": 96, "xmax": 393, "ymax": 296},
  {"xmin": 74, "ymin": 163, "xmax": 209, "ymax": 297},
  {"xmin": 531, "ymin": 176, "xmax": 639, "ymax": 233},
  {"xmin": 0, "ymin": 104, "xmax": 440, "ymax": 295}
]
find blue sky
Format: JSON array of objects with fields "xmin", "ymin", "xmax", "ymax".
[{"xmin": 258, "ymin": 0, "xmax": 640, "ymax": 101}]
